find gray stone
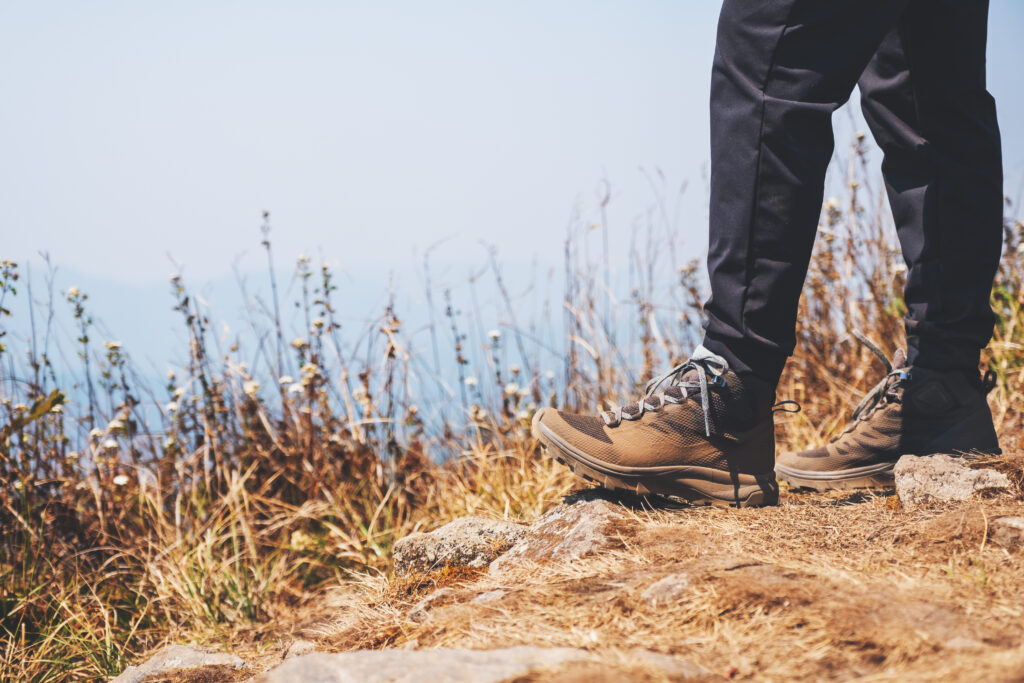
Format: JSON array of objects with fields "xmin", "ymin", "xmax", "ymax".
[
  {"xmin": 253, "ymin": 646, "xmax": 592, "ymax": 683},
  {"xmin": 894, "ymin": 454, "xmax": 1011, "ymax": 507},
  {"xmin": 109, "ymin": 644, "xmax": 244, "ymax": 683},
  {"xmin": 641, "ymin": 572, "xmax": 691, "ymax": 606},
  {"xmin": 628, "ymin": 649, "xmax": 709, "ymax": 678},
  {"xmin": 944, "ymin": 637, "xmax": 986, "ymax": 652},
  {"xmin": 407, "ymin": 587, "xmax": 457, "ymax": 623},
  {"xmin": 990, "ymin": 516, "xmax": 1024, "ymax": 551},
  {"xmin": 489, "ymin": 499, "xmax": 629, "ymax": 575},
  {"xmin": 393, "ymin": 517, "xmax": 526, "ymax": 576},
  {"xmin": 284, "ymin": 638, "xmax": 319, "ymax": 659}
]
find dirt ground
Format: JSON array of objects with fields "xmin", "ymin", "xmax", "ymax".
[{"xmin": 195, "ymin": 476, "xmax": 1024, "ymax": 682}]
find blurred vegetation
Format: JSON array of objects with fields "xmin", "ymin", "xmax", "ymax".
[{"xmin": 2, "ymin": 141, "xmax": 1022, "ymax": 681}]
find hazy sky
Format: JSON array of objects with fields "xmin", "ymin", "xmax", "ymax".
[{"xmin": 3, "ymin": 1, "xmax": 1023, "ymax": 285}]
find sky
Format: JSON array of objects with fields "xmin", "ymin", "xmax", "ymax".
[
  {"xmin": 4, "ymin": 1, "xmax": 1020, "ymax": 286},
  {"xmin": 1, "ymin": 1, "xmax": 1023, "ymax": 375}
]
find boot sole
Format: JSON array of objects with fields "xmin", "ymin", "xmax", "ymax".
[
  {"xmin": 534, "ymin": 422, "xmax": 778, "ymax": 508},
  {"xmin": 774, "ymin": 462, "xmax": 896, "ymax": 491},
  {"xmin": 775, "ymin": 447, "xmax": 1003, "ymax": 492}
]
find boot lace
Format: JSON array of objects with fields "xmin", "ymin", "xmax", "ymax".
[
  {"xmin": 834, "ymin": 331, "xmax": 912, "ymax": 440},
  {"xmin": 602, "ymin": 351, "xmax": 729, "ymax": 436}
]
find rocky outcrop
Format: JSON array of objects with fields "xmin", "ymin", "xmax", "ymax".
[
  {"xmin": 393, "ymin": 517, "xmax": 526, "ymax": 576},
  {"xmin": 489, "ymin": 498, "xmax": 631, "ymax": 574},
  {"xmin": 894, "ymin": 454, "xmax": 1011, "ymax": 507},
  {"xmin": 109, "ymin": 645, "xmax": 244, "ymax": 683},
  {"xmin": 253, "ymin": 646, "xmax": 708, "ymax": 682},
  {"xmin": 989, "ymin": 516, "xmax": 1024, "ymax": 551},
  {"xmin": 253, "ymin": 646, "xmax": 592, "ymax": 683}
]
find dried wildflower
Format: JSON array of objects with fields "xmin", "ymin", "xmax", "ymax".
[
  {"xmin": 112, "ymin": 474, "xmax": 129, "ymax": 487},
  {"xmin": 287, "ymin": 383, "xmax": 303, "ymax": 395},
  {"xmin": 278, "ymin": 375, "xmax": 294, "ymax": 385},
  {"xmin": 104, "ymin": 341, "xmax": 122, "ymax": 350},
  {"xmin": 243, "ymin": 380, "xmax": 261, "ymax": 396},
  {"xmin": 464, "ymin": 376, "xmax": 478, "ymax": 387},
  {"xmin": 165, "ymin": 401, "xmax": 179, "ymax": 413},
  {"xmin": 487, "ymin": 329, "xmax": 501, "ymax": 340},
  {"xmin": 67, "ymin": 285, "xmax": 80, "ymax": 298},
  {"xmin": 103, "ymin": 438, "xmax": 118, "ymax": 450},
  {"xmin": 89, "ymin": 428, "xmax": 104, "ymax": 440},
  {"xmin": 504, "ymin": 382, "xmax": 519, "ymax": 396},
  {"xmin": 291, "ymin": 337, "xmax": 308, "ymax": 349}
]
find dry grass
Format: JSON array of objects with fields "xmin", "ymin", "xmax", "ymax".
[
  {"xmin": 2, "ymin": 140, "xmax": 1024, "ymax": 680},
  {"xmin": 269, "ymin": 486, "xmax": 1024, "ymax": 682}
]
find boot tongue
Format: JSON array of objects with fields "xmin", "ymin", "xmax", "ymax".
[{"xmin": 892, "ymin": 349, "xmax": 908, "ymax": 370}]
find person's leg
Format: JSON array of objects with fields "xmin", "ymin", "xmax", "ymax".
[
  {"xmin": 858, "ymin": 0, "xmax": 1003, "ymax": 374},
  {"xmin": 774, "ymin": 2, "xmax": 1003, "ymax": 491},
  {"xmin": 701, "ymin": 0, "xmax": 911, "ymax": 385}
]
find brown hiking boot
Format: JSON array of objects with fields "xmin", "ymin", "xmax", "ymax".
[
  {"xmin": 776, "ymin": 339, "xmax": 1001, "ymax": 491},
  {"xmin": 531, "ymin": 348, "xmax": 779, "ymax": 508}
]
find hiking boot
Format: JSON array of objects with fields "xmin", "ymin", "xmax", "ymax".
[
  {"xmin": 775, "ymin": 340, "xmax": 1001, "ymax": 491},
  {"xmin": 531, "ymin": 347, "xmax": 779, "ymax": 508}
]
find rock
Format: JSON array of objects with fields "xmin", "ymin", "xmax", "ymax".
[
  {"xmin": 894, "ymin": 454, "xmax": 1011, "ymax": 507},
  {"xmin": 109, "ymin": 644, "xmax": 244, "ymax": 683},
  {"xmin": 254, "ymin": 646, "xmax": 592, "ymax": 683},
  {"xmin": 641, "ymin": 572, "xmax": 691, "ymax": 606},
  {"xmin": 283, "ymin": 638, "xmax": 318, "ymax": 660},
  {"xmin": 393, "ymin": 517, "xmax": 526, "ymax": 576},
  {"xmin": 407, "ymin": 587, "xmax": 457, "ymax": 623},
  {"xmin": 989, "ymin": 516, "xmax": 1024, "ymax": 551},
  {"xmin": 628, "ymin": 649, "xmax": 709, "ymax": 678},
  {"xmin": 490, "ymin": 499, "xmax": 630, "ymax": 575},
  {"xmin": 472, "ymin": 589, "xmax": 506, "ymax": 603},
  {"xmin": 944, "ymin": 637, "xmax": 986, "ymax": 652}
]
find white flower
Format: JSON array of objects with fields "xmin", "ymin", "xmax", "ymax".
[
  {"xmin": 173, "ymin": 387, "xmax": 185, "ymax": 399},
  {"xmin": 291, "ymin": 337, "xmax": 308, "ymax": 349},
  {"xmin": 167, "ymin": 370, "xmax": 176, "ymax": 380},
  {"xmin": 102, "ymin": 438, "xmax": 118, "ymax": 450},
  {"xmin": 89, "ymin": 428, "xmax": 104, "ymax": 440},
  {"xmin": 504, "ymin": 382, "xmax": 519, "ymax": 396},
  {"xmin": 509, "ymin": 364, "xmax": 520, "ymax": 375},
  {"xmin": 67, "ymin": 286, "xmax": 80, "ymax": 298},
  {"xmin": 287, "ymin": 383, "xmax": 304, "ymax": 395},
  {"xmin": 14, "ymin": 480, "xmax": 24, "ymax": 490},
  {"xmin": 107, "ymin": 418, "xmax": 125, "ymax": 432},
  {"xmin": 891, "ymin": 262, "xmax": 908, "ymax": 274},
  {"xmin": 487, "ymin": 329, "xmax": 501, "ymax": 340},
  {"xmin": 464, "ymin": 376, "xmax": 478, "ymax": 387},
  {"xmin": 243, "ymin": 380, "xmax": 261, "ymax": 396},
  {"xmin": 408, "ymin": 404, "xmax": 419, "ymax": 414},
  {"xmin": 278, "ymin": 375, "xmax": 294, "ymax": 385},
  {"xmin": 301, "ymin": 362, "xmax": 319, "ymax": 376},
  {"xmin": 824, "ymin": 197, "xmax": 841, "ymax": 211},
  {"xmin": 104, "ymin": 341, "xmax": 122, "ymax": 350},
  {"xmin": 165, "ymin": 401, "xmax": 179, "ymax": 413},
  {"xmin": 112, "ymin": 474, "xmax": 130, "ymax": 487},
  {"xmin": 50, "ymin": 404, "xmax": 63, "ymax": 414},
  {"xmin": 163, "ymin": 436, "xmax": 176, "ymax": 448},
  {"xmin": 544, "ymin": 370, "xmax": 555, "ymax": 380}
]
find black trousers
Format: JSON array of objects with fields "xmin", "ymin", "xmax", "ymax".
[{"xmin": 700, "ymin": 0, "xmax": 1003, "ymax": 385}]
